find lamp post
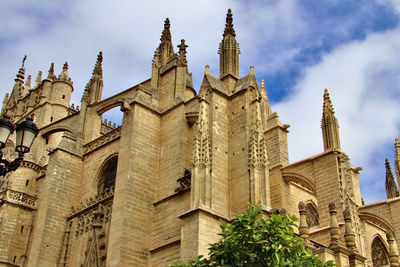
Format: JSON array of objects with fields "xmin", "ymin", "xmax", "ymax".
[{"xmin": 0, "ymin": 116, "xmax": 38, "ymax": 177}]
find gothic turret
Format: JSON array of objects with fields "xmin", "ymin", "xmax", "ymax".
[
  {"xmin": 321, "ymin": 88, "xmax": 341, "ymax": 151},
  {"xmin": 82, "ymin": 52, "xmax": 103, "ymax": 105},
  {"xmin": 385, "ymin": 158, "xmax": 399, "ymax": 199},
  {"xmin": 218, "ymin": 9, "xmax": 240, "ymax": 79}
]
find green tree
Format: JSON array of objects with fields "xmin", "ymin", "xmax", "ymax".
[{"xmin": 170, "ymin": 204, "xmax": 335, "ymax": 267}]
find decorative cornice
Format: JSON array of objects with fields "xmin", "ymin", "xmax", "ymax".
[
  {"xmin": 0, "ymin": 189, "xmax": 37, "ymax": 210},
  {"xmin": 20, "ymin": 160, "xmax": 43, "ymax": 172},
  {"xmin": 282, "ymin": 172, "xmax": 316, "ymax": 195},
  {"xmin": 68, "ymin": 186, "xmax": 114, "ymax": 220},
  {"xmin": 83, "ymin": 127, "xmax": 121, "ymax": 155}
]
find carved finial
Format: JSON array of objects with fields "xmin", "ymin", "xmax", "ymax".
[
  {"xmin": 387, "ymin": 231, "xmax": 400, "ymax": 266},
  {"xmin": 223, "ymin": 9, "xmax": 236, "ymax": 37},
  {"xmin": 205, "ymin": 65, "xmax": 210, "ymax": 75},
  {"xmin": 260, "ymin": 80, "xmax": 268, "ymax": 101},
  {"xmin": 157, "ymin": 18, "xmax": 174, "ymax": 67},
  {"xmin": 177, "ymin": 39, "xmax": 188, "ymax": 67},
  {"xmin": 323, "ymin": 88, "xmax": 335, "ymax": 114},
  {"xmin": 343, "ymin": 208, "xmax": 357, "ymax": 251},
  {"xmin": 161, "ymin": 18, "xmax": 171, "ymax": 42},
  {"xmin": 58, "ymin": 62, "xmax": 73, "ymax": 85},
  {"xmin": 249, "ymin": 66, "xmax": 255, "ymax": 76},
  {"xmin": 93, "ymin": 51, "xmax": 103, "ymax": 76},
  {"xmin": 34, "ymin": 71, "xmax": 42, "ymax": 88},
  {"xmin": 47, "ymin": 63, "xmax": 55, "ymax": 80},
  {"xmin": 328, "ymin": 202, "xmax": 340, "ymax": 248},
  {"xmin": 385, "ymin": 158, "xmax": 399, "ymax": 199}
]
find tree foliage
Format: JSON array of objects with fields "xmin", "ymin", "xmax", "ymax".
[{"xmin": 170, "ymin": 204, "xmax": 335, "ymax": 267}]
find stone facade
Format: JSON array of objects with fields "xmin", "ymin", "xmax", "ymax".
[{"xmin": 0, "ymin": 9, "xmax": 399, "ymax": 267}]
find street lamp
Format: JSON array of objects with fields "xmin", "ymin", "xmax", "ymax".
[{"xmin": 0, "ymin": 116, "xmax": 38, "ymax": 176}]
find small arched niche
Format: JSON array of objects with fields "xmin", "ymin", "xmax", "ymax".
[
  {"xmin": 97, "ymin": 156, "xmax": 118, "ymax": 194},
  {"xmin": 371, "ymin": 235, "xmax": 389, "ymax": 267}
]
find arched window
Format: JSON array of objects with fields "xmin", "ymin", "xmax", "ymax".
[
  {"xmin": 305, "ymin": 202, "xmax": 319, "ymax": 227},
  {"xmin": 371, "ymin": 236, "xmax": 389, "ymax": 267},
  {"xmin": 97, "ymin": 156, "xmax": 118, "ymax": 194}
]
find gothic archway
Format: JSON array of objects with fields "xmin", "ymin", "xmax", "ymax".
[
  {"xmin": 371, "ymin": 236, "xmax": 389, "ymax": 267},
  {"xmin": 97, "ymin": 156, "xmax": 118, "ymax": 194}
]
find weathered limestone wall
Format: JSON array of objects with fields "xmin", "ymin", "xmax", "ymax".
[
  {"xmin": 210, "ymin": 92, "xmax": 229, "ymax": 216},
  {"xmin": 106, "ymin": 104, "xmax": 160, "ymax": 267},
  {"xmin": 27, "ymin": 139, "xmax": 83, "ymax": 266},
  {"xmin": 229, "ymin": 91, "xmax": 250, "ymax": 214}
]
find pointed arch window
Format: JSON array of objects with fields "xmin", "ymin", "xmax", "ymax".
[
  {"xmin": 371, "ymin": 236, "xmax": 389, "ymax": 267},
  {"xmin": 97, "ymin": 156, "xmax": 118, "ymax": 194}
]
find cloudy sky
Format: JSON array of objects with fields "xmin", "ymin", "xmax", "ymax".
[{"xmin": 1, "ymin": 0, "xmax": 400, "ymax": 203}]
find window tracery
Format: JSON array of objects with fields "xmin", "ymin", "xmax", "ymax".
[{"xmin": 371, "ymin": 236, "xmax": 389, "ymax": 267}]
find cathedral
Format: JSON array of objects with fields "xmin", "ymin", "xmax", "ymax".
[{"xmin": 1, "ymin": 9, "xmax": 400, "ymax": 267}]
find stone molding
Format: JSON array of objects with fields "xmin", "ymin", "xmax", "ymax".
[
  {"xmin": 358, "ymin": 212, "xmax": 396, "ymax": 236},
  {"xmin": 68, "ymin": 186, "xmax": 114, "ymax": 219},
  {"xmin": 0, "ymin": 189, "xmax": 37, "ymax": 210},
  {"xmin": 282, "ymin": 172, "xmax": 316, "ymax": 195},
  {"xmin": 83, "ymin": 127, "xmax": 121, "ymax": 155}
]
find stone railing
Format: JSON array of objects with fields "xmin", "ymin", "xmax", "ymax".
[
  {"xmin": 83, "ymin": 127, "xmax": 121, "ymax": 154},
  {"xmin": 0, "ymin": 189, "xmax": 37, "ymax": 210}
]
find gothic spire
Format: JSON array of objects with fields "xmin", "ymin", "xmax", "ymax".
[
  {"xmin": 321, "ymin": 88, "xmax": 341, "ymax": 151},
  {"xmin": 82, "ymin": 52, "xmax": 103, "ymax": 105},
  {"xmin": 223, "ymin": 9, "xmax": 236, "ymax": 37},
  {"xmin": 92, "ymin": 51, "xmax": 103, "ymax": 76},
  {"xmin": 385, "ymin": 158, "xmax": 399, "ymax": 199},
  {"xmin": 218, "ymin": 9, "xmax": 240, "ymax": 79},
  {"xmin": 156, "ymin": 18, "xmax": 174, "ymax": 67}
]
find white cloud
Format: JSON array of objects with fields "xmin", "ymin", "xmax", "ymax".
[{"xmin": 274, "ymin": 23, "xmax": 400, "ymax": 203}]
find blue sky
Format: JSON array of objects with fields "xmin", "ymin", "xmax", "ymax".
[{"xmin": 1, "ymin": 0, "xmax": 400, "ymax": 203}]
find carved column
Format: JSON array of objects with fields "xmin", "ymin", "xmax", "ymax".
[
  {"xmin": 329, "ymin": 202, "xmax": 340, "ymax": 248},
  {"xmin": 343, "ymin": 208, "xmax": 357, "ymax": 251},
  {"xmin": 298, "ymin": 202, "xmax": 310, "ymax": 245},
  {"xmin": 387, "ymin": 231, "xmax": 400, "ymax": 267}
]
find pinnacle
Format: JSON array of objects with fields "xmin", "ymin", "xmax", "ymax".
[
  {"xmin": 260, "ymin": 79, "xmax": 268, "ymax": 101},
  {"xmin": 395, "ymin": 138, "xmax": 400, "ymax": 161},
  {"xmin": 223, "ymin": 8, "xmax": 236, "ymax": 37},
  {"xmin": 161, "ymin": 18, "xmax": 171, "ymax": 42},
  {"xmin": 47, "ymin": 63, "xmax": 55, "ymax": 80},
  {"xmin": 323, "ymin": 88, "xmax": 335, "ymax": 113},
  {"xmin": 93, "ymin": 51, "xmax": 103, "ymax": 76}
]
